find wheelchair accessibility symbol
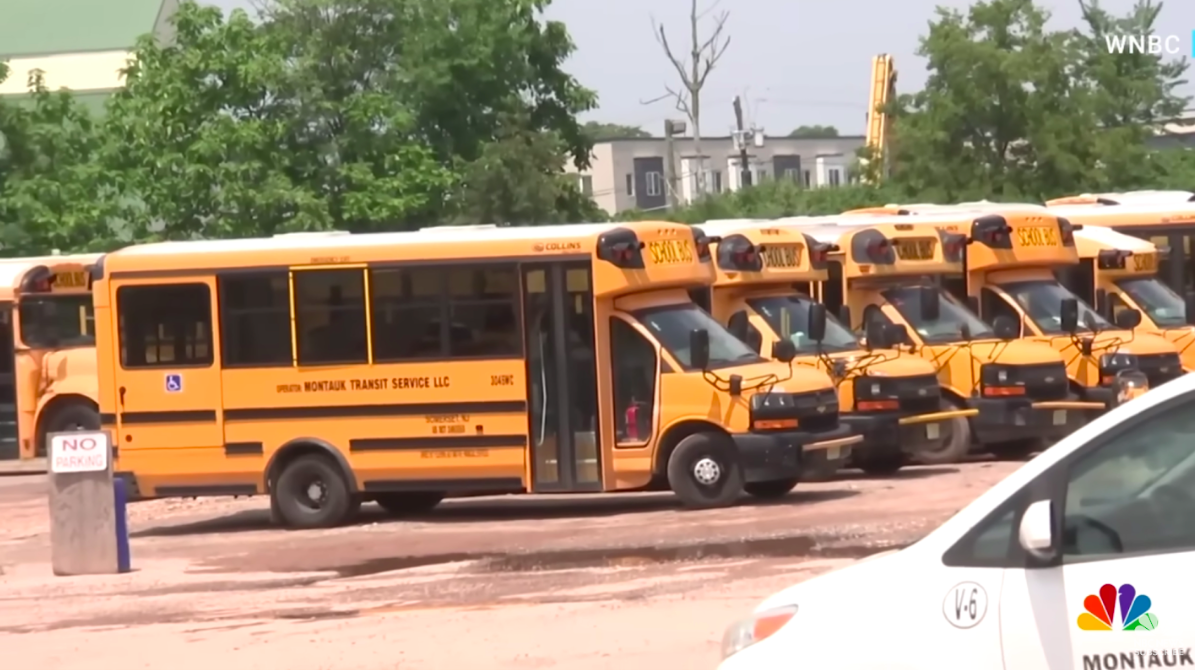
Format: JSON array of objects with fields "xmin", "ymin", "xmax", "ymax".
[{"xmin": 165, "ymin": 373, "xmax": 183, "ymax": 393}]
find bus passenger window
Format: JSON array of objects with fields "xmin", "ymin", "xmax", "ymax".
[
  {"xmin": 980, "ymin": 288, "xmax": 1018, "ymax": 325},
  {"xmin": 610, "ymin": 318, "xmax": 656, "ymax": 443},
  {"xmin": 371, "ymin": 267, "xmax": 445, "ymax": 360},
  {"xmin": 117, "ymin": 284, "xmax": 213, "ymax": 368},
  {"xmin": 219, "ymin": 272, "xmax": 293, "ymax": 367},
  {"xmin": 294, "ymin": 269, "xmax": 368, "ymax": 365},
  {"xmin": 446, "ymin": 266, "xmax": 521, "ymax": 357}
]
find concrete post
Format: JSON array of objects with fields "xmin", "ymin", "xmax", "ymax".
[{"xmin": 47, "ymin": 430, "xmax": 123, "ymax": 576}]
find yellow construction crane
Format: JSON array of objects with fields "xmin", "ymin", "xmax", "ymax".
[{"xmin": 863, "ymin": 54, "xmax": 896, "ymax": 183}]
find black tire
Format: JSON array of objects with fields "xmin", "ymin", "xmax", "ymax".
[
  {"xmin": 374, "ymin": 492, "xmax": 445, "ymax": 515},
  {"xmin": 988, "ymin": 439, "xmax": 1041, "ymax": 461},
  {"xmin": 38, "ymin": 402, "xmax": 101, "ymax": 456},
  {"xmin": 743, "ymin": 478, "xmax": 799, "ymax": 499},
  {"xmin": 666, "ymin": 432, "xmax": 744, "ymax": 508},
  {"xmin": 272, "ymin": 455, "xmax": 354, "ymax": 529},
  {"xmin": 799, "ymin": 459, "xmax": 841, "ymax": 482},
  {"xmin": 856, "ymin": 452, "xmax": 904, "ymax": 476},
  {"xmin": 912, "ymin": 401, "xmax": 971, "ymax": 465}
]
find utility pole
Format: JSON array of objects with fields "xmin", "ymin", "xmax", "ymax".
[
  {"xmin": 664, "ymin": 119, "xmax": 686, "ymax": 209},
  {"xmin": 732, "ymin": 96, "xmax": 751, "ymax": 188}
]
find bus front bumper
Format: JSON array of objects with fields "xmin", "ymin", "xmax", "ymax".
[
  {"xmin": 969, "ymin": 396, "xmax": 1101, "ymax": 444},
  {"xmin": 841, "ymin": 408, "xmax": 977, "ymax": 464},
  {"xmin": 731, "ymin": 424, "xmax": 861, "ymax": 483}
]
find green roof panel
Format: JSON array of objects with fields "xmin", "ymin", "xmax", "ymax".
[{"xmin": 0, "ymin": 0, "xmax": 167, "ymax": 57}]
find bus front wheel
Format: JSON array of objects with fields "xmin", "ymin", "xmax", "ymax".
[
  {"xmin": 273, "ymin": 455, "xmax": 354, "ymax": 529},
  {"xmin": 666, "ymin": 432, "xmax": 744, "ymax": 508},
  {"xmin": 374, "ymin": 492, "xmax": 445, "ymax": 515}
]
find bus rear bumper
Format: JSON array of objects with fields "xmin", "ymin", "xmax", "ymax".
[
  {"xmin": 969, "ymin": 396, "xmax": 1100, "ymax": 444},
  {"xmin": 731, "ymin": 424, "xmax": 860, "ymax": 483}
]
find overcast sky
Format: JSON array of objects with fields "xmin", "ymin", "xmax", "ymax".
[{"xmin": 209, "ymin": 0, "xmax": 1194, "ymax": 136}]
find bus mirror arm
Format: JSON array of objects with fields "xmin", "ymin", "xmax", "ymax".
[{"xmin": 1186, "ymin": 292, "xmax": 1195, "ymax": 326}]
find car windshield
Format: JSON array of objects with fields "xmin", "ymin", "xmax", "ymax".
[
  {"xmin": 1000, "ymin": 280, "xmax": 1110, "ymax": 334},
  {"xmin": 634, "ymin": 303, "xmax": 766, "ymax": 369},
  {"xmin": 17, "ymin": 295, "xmax": 95, "ymax": 349},
  {"xmin": 882, "ymin": 286, "xmax": 994, "ymax": 343},
  {"xmin": 1115, "ymin": 277, "xmax": 1187, "ymax": 327},
  {"xmin": 747, "ymin": 295, "xmax": 860, "ymax": 353}
]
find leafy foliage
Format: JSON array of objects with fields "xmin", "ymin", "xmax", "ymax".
[
  {"xmin": 582, "ymin": 121, "xmax": 651, "ymax": 141},
  {"xmin": 788, "ymin": 125, "xmax": 839, "ymax": 138}
]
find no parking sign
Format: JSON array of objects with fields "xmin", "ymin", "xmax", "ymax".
[{"xmin": 48, "ymin": 432, "xmax": 110, "ymax": 473}]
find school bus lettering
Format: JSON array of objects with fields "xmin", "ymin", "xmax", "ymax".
[
  {"xmin": 1015, "ymin": 227, "xmax": 1059, "ymax": 247},
  {"xmin": 426, "ymin": 414, "xmax": 470, "ymax": 423},
  {"xmin": 51, "ymin": 271, "xmax": 89, "ymax": 290},
  {"xmin": 432, "ymin": 424, "xmax": 467, "ymax": 434},
  {"xmin": 421, "ymin": 449, "xmax": 488, "ymax": 458},
  {"xmin": 894, "ymin": 238, "xmax": 936, "ymax": 260},
  {"xmin": 535, "ymin": 241, "xmax": 583, "ymax": 252},
  {"xmin": 491, "ymin": 374, "xmax": 515, "ymax": 386},
  {"xmin": 1133, "ymin": 253, "xmax": 1158, "ymax": 272},
  {"xmin": 304, "ymin": 380, "xmax": 347, "ymax": 392},
  {"xmin": 310, "ymin": 255, "xmax": 349, "ymax": 263},
  {"xmin": 761, "ymin": 245, "xmax": 800, "ymax": 268},
  {"xmin": 647, "ymin": 239, "xmax": 694, "ymax": 264},
  {"xmin": 276, "ymin": 383, "xmax": 302, "ymax": 393},
  {"xmin": 349, "ymin": 378, "xmax": 388, "ymax": 391},
  {"xmin": 392, "ymin": 376, "xmax": 449, "ymax": 389}
]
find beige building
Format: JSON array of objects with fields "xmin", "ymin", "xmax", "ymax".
[{"xmin": 569, "ymin": 134, "xmax": 866, "ymax": 215}]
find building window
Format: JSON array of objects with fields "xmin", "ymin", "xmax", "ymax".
[
  {"xmin": 219, "ymin": 272, "xmax": 293, "ymax": 367},
  {"xmin": 579, "ymin": 175, "xmax": 593, "ymax": 196},
  {"xmin": 755, "ymin": 168, "xmax": 768, "ymax": 182},
  {"xmin": 625, "ymin": 174, "xmax": 634, "ymax": 195},
  {"xmin": 712, "ymin": 170, "xmax": 723, "ymax": 193},
  {"xmin": 117, "ymin": 283, "xmax": 213, "ymax": 368},
  {"xmin": 782, "ymin": 168, "xmax": 800, "ymax": 183},
  {"xmin": 294, "ymin": 269, "xmax": 368, "ymax": 365},
  {"xmin": 828, "ymin": 168, "xmax": 842, "ymax": 187},
  {"xmin": 803, "ymin": 170, "xmax": 812, "ymax": 187},
  {"xmin": 646, "ymin": 171, "xmax": 663, "ymax": 197}
]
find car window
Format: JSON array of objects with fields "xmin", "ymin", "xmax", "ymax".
[
  {"xmin": 941, "ymin": 497, "xmax": 1024, "ymax": 567},
  {"xmin": 1062, "ymin": 399, "xmax": 1195, "ymax": 560}
]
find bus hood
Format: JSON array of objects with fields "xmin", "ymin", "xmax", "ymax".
[
  {"xmin": 1048, "ymin": 330, "xmax": 1177, "ymax": 357},
  {"xmin": 951, "ymin": 338, "xmax": 1062, "ymax": 365}
]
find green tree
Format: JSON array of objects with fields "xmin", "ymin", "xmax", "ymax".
[
  {"xmin": 0, "ymin": 68, "xmax": 117, "ymax": 254},
  {"xmin": 581, "ymin": 121, "xmax": 651, "ymax": 141},
  {"xmin": 787, "ymin": 125, "xmax": 839, "ymax": 138}
]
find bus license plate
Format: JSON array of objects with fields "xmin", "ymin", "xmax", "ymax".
[
  {"xmin": 926, "ymin": 423, "xmax": 940, "ymax": 439},
  {"xmin": 647, "ymin": 239, "xmax": 694, "ymax": 264},
  {"xmin": 1053, "ymin": 410, "xmax": 1067, "ymax": 425}
]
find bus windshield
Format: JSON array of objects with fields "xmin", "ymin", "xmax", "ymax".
[
  {"xmin": 747, "ymin": 295, "xmax": 860, "ymax": 353},
  {"xmin": 18, "ymin": 295, "xmax": 95, "ymax": 349},
  {"xmin": 1115, "ymin": 277, "xmax": 1187, "ymax": 327},
  {"xmin": 634, "ymin": 303, "xmax": 766, "ymax": 370},
  {"xmin": 1000, "ymin": 279, "xmax": 1110, "ymax": 334},
  {"xmin": 882, "ymin": 286, "xmax": 994, "ymax": 343}
]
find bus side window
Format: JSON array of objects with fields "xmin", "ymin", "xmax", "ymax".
[
  {"xmin": 980, "ymin": 288, "xmax": 1019, "ymax": 326},
  {"xmin": 117, "ymin": 284, "xmax": 213, "ymax": 368},
  {"xmin": 728, "ymin": 311, "xmax": 762, "ymax": 353},
  {"xmin": 610, "ymin": 318, "xmax": 656, "ymax": 444},
  {"xmin": 219, "ymin": 272, "xmax": 293, "ymax": 367},
  {"xmin": 294, "ymin": 269, "xmax": 368, "ymax": 366},
  {"xmin": 822, "ymin": 261, "xmax": 845, "ymax": 313},
  {"xmin": 860, "ymin": 305, "xmax": 892, "ymax": 335},
  {"xmin": 445, "ymin": 266, "xmax": 521, "ymax": 357},
  {"xmin": 1107, "ymin": 293, "xmax": 1132, "ymax": 322},
  {"xmin": 371, "ymin": 267, "xmax": 444, "ymax": 360}
]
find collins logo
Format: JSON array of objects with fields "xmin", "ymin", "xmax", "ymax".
[
  {"xmin": 1078, "ymin": 583, "xmax": 1157, "ymax": 630},
  {"xmin": 533, "ymin": 241, "xmax": 582, "ymax": 252}
]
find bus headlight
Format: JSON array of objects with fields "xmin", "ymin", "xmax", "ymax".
[
  {"xmin": 721, "ymin": 604, "xmax": 799, "ymax": 659},
  {"xmin": 1115, "ymin": 369, "xmax": 1149, "ymax": 403}
]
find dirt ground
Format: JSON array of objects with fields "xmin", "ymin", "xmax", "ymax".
[{"xmin": 0, "ymin": 460, "xmax": 1020, "ymax": 669}]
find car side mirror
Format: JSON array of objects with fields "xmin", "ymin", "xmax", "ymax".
[
  {"xmin": 864, "ymin": 318, "xmax": 888, "ymax": 350},
  {"xmin": 992, "ymin": 315, "xmax": 1019, "ymax": 341},
  {"xmin": 1186, "ymin": 293, "xmax": 1195, "ymax": 325},
  {"xmin": 772, "ymin": 339, "xmax": 797, "ymax": 363},
  {"xmin": 1060, "ymin": 298, "xmax": 1079, "ymax": 334},
  {"xmin": 1114, "ymin": 308, "xmax": 1141, "ymax": 330},
  {"xmin": 689, "ymin": 328, "xmax": 710, "ymax": 370},
  {"xmin": 837, "ymin": 304, "xmax": 851, "ymax": 328},
  {"xmin": 1018, "ymin": 499, "xmax": 1056, "ymax": 561},
  {"xmin": 919, "ymin": 286, "xmax": 940, "ymax": 321},
  {"xmin": 886, "ymin": 324, "xmax": 909, "ymax": 346},
  {"xmin": 807, "ymin": 303, "xmax": 827, "ymax": 342}
]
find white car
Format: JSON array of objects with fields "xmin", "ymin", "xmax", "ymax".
[{"xmin": 719, "ymin": 373, "xmax": 1195, "ymax": 670}]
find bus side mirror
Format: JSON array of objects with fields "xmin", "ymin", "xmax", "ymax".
[
  {"xmin": 1115, "ymin": 308, "xmax": 1142, "ymax": 330},
  {"xmin": 1060, "ymin": 298, "xmax": 1079, "ymax": 334},
  {"xmin": 865, "ymin": 318, "xmax": 889, "ymax": 350},
  {"xmin": 808, "ymin": 303, "xmax": 827, "ymax": 342},
  {"xmin": 993, "ymin": 315, "xmax": 1019, "ymax": 341},
  {"xmin": 1186, "ymin": 293, "xmax": 1195, "ymax": 325},
  {"xmin": 773, "ymin": 339, "xmax": 797, "ymax": 363},
  {"xmin": 690, "ymin": 329, "xmax": 710, "ymax": 370},
  {"xmin": 919, "ymin": 286, "xmax": 940, "ymax": 321},
  {"xmin": 727, "ymin": 313, "xmax": 749, "ymax": 342},
  {"xmin": 1094, "ymin": 288, "xmax": 1109, "ymax": 319},
  {"xmin": 837, "ymin": 304, "xmax": 851, "ymax": 328},
  {"xmin": 886, "ymin": 324, "xmax": 909, "ymax": 346}
]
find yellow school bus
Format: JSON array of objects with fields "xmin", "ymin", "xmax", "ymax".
[
  {"xmin": 787, "ymin": 214, "xmax": 1098, "ymax": 460},
  {"xmin": 92, "ymin": 222, "xmax": 860, "ymax": 528},
  {"xmin": 1063, "ymin": 227, "xmax": 1195, "ymax": 371},
  {"xmin": 694, "ymin": 220, "xmax": 974, "ymax": 472},
  {"xmin": 849, "ymin": 205, "xmax": 1183, "ymax": 408},
  {"xmin": 0, "ymin": 254, "xmax": 102, "ymax": 461}
]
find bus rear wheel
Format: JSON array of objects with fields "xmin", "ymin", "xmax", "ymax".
[
  {"xmin": 38, "ymin": 402, "xmax": 101, "ymax": 456},
  {"xmin": 273, "ymin": 455, "xmax": 354, "ymax": 529},
  {"xmin": 912, "ymin": 401, "xmax": 971, "ymax": 465},
  {"xmin": 374, "ymin": 492, "xmax": 444, "ymax": 515},
  {"xmin": 743, "ymin": 478, "xmax": 799, "ymax": 499},
  {"xmin": 666, "ymin": 432, "xmax": 744, "ymax": 508}
]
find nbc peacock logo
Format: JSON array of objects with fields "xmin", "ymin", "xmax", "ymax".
[{"xmin": 1077, "ymin": 583, "xmax": 1158, "ymax": 631}]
